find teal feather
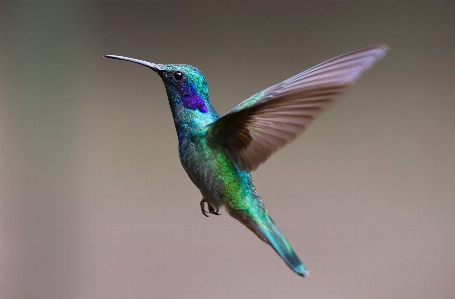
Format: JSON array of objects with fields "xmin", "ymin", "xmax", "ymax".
[{"xmin": 105, "ymin": 44, "xmax": 388, "ymax": 277}]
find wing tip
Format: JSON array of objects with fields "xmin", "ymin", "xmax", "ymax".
[
  {"xmin": 344, "ymin": 44, "xmax": 389, "ymax": 82},
  {"xmin": 365, "ymin": 44, "xmax": 390, "ymax": 61},
  {"xmin": 376, "ymin": 43, "xmax": 391, "ymax": 52}
]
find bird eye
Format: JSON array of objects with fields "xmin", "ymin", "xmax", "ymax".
[{"xmin": 173, "ymin": 71, "xmax": 184, "ymax": 81}]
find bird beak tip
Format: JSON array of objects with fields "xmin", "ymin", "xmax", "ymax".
[{"xmin": 104, "ymin": 54, "xmax": 162, "ymax": 72}]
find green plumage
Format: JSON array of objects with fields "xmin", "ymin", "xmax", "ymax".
[{"xmin": 105, "ymin": 44, "xmax": 388, "ymax": 277}]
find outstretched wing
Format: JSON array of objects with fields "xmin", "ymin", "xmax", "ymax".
[{"xmin": 206, "ymin": 45, "xmax": 389, "ymax": 173}]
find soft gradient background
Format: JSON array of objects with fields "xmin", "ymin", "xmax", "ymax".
[{"xmin": 1, "ymin": 1, "xmax": 454, "ymax": 299}]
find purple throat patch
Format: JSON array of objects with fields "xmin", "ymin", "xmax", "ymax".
[{"xmin": 182, "ymin": 93, "xmax": 207, "ymax": 113}]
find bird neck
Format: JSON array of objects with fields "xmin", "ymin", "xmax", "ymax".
[{"xmin": 166, "ymin": 95, "xmax": 219, "ymax": 141}]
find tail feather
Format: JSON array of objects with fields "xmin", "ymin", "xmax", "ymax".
[
  {"xmin": 259, "ymin": 217, "xmax": 309, "ymax": 277},
  {"xmin": 227, "ymin": 206, "xmax": 308, "ymax": 276}
]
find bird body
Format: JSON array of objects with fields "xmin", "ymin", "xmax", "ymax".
[{"xmin": 105, "ymin": 45, "xmax": 388, "ymax": 277}]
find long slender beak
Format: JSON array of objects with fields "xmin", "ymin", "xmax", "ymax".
[{"xmin": 104, "ymin": 55, "xmax": 163, "ymax": 72}]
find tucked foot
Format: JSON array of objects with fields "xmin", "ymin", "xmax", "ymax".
[
  {"xmin": 200, "ymin": 198, "xmax": 210, "ymax": 217},
  {"xmin": 200, "ymin": 198, "xmax": 221, "ymax": 217},
  {"xmin": 208, "ymin": 205, "xmax": 221, "ymax": 215}
]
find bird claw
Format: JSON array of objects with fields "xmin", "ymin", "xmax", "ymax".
[
  {"xmin": 200, "ymin": 199, "xmax": 221, "ymax": 217},
  {"xmin": 208, "ymin": 205, "xmax": 221, "ymax": 215},
  {"xmin": 200, "ymin": 199, "xmax": 210, "ymax": 217}
]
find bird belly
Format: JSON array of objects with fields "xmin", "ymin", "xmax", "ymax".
[{"xmin": 179, "ymin": 139, "xmax": 252, "ymax": 210}]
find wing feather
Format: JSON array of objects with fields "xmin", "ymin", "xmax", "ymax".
[{"xmin": 206, "ymin": 45, "xmax": 389, "ymax": 172}]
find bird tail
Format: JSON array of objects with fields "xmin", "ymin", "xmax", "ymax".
[
  {"xmin": 227, "ymin": 207, "xmax": 308, "ymax": 277},
  {"xmin": 259, "ymin": 216, "xmax": 309, "ymax": 277}
]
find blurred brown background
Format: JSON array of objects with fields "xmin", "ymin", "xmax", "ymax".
[{"xmin": 1, "ymin": 1, "xmax": 454, "ymax": 299}]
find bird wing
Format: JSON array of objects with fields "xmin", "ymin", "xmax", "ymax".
[{"xmin": 205, "ymin": 45, "xmax": 389, "ymax": 173}]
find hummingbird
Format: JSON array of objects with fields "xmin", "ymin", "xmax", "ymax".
[{"xmin": 105, "ymin": 45, "xmax": 388, "ymax": 277}]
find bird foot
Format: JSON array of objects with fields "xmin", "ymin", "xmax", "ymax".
[{"xmin": 200, "ymin": 199, "xmax": 221, "ymax": 217}]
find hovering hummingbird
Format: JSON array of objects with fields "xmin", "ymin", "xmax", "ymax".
[{"xmin": 105, "ymin": 45, "xmax": 388, "ymax": 277}]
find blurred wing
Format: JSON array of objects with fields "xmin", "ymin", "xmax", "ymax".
[{"xmin": 206, "ymin": 45, "xmax": 389, "ymax": 173}]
